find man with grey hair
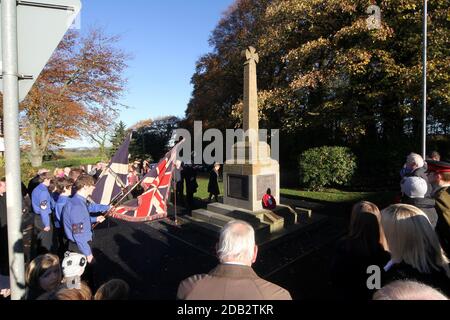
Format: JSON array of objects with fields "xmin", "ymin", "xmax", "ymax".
[
  {"xmin": 373, "ymin": 280, "xmax": 448, "ymax": 300},
  {"xmin": 400, "ymin": 153, "xmax": 432, "ymax": 198},
  {"xmin": 177, "ymin": 220, "xmax": 292, "ymax": 300}
]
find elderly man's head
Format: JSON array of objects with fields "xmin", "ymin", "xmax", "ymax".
[
  {"xmin": 217, "ymin": 220, "xmax": 258, "ymax": 266},
  {"xmin": 374, "ymin": 280, "xmax": 448, "ymax": 300},
  {"xmin": 406, "ymin": 153, "xmax": 425, "ymax": 170}
]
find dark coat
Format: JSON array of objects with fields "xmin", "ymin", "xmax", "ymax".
[
  {"xmin": 27, "ymin": 175, "xmax": 41, "ymax": 201},
  {"xmin": 183, "ymin": 166, "xmax": 198, "ymax": 194},
  {"xmin": 383, "ymin": 262, "xmax": 450, "ymax": 297},
  {"xmin": 402, "ymin": 196, "xmax": 438, "ymax": 228},
  {"xmin": 330, "ymin": 238, "xmax": 390, "ymax": 300},
  {"xmin": 93, "ymin": 169, "xmax": 103, "ymax": 182},
  {"xmin": 0, "ymin": 194, "xmax": 8, "ymax": 275},
  {"xmin": 207, "ymin": 170, "xmax": 220, "ymax": 195}
]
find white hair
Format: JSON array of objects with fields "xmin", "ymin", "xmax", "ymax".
[
  {"xmin": 217, "ymin": 220, "xmax": 255, "ymax": 264},
  {"xmin": 374, "ymin": 280, "xmax": 448, "ymax": 300},
  {"xmin": 407, "ymin": 153, "xmax": 424, "ymax": 168}
]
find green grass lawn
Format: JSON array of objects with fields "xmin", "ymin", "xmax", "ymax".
[
  {"xmin": 196, "ymin": 177, "xmax": 225, "ymax": 200},
  {"xmin": 195, "ymin": 177, "xmax": 396, "ymax": 208},
  {"xmin": 280, "ymin": 188, "xmax": 396, "ymax": 205},
  {"xmin": 43, "ymin": 157, "xmax": 103, "ymax": 170},
  {"xmin": 3, "ymin": 157, "xmax": 105, "ymax": 183}
]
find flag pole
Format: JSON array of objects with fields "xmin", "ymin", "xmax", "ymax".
[
  {"xmin": 174, "ymin": 175, "xmax": 178, "ymax": 225},
  {"xmin": 92, "ymin": 178, "xmax": 144, "ymax": 230}
]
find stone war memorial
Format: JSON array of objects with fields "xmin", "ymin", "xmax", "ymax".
[{"xmin": 185, "ymin": 47, "xmax": 318, "ymax": 243}]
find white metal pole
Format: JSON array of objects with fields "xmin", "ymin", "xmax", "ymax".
[
  {"xmin": 422, "ymin": 0, "xmax": 428, "ymax": 159},
  {"xmin": 1, "ymin": 0, "xmax": 26, "ymax": 300}
]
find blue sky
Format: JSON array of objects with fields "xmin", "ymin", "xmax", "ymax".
[{"xmin": 67, "ymin": 0, "xmax": 235, "ymax": 147}]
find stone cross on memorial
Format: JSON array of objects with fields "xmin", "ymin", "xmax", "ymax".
[{"xmin": 242, "ymin": 46, "xmax": 259, "ymax": 155}]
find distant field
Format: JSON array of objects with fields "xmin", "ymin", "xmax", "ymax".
[
  {"xmin": 56, "ymin": 148, "xmax": 107, "ymax": 160},
  {"xmin": 0, "ymin": 157, "xmax": 104, "ymax": 182},
  {"xmin": 44, "ymin": 157, "xmax": 104, "ymax": 170}
]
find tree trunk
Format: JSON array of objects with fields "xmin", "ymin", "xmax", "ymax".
[
  {"xmin": 29, "ymin": 123, "xmax": 45, "ymax": 168},
  {"xmin": 30, "ymin": 148, "xmax": 44, "ymax": 168},
  {"xmin": 98, "ymin": 142, "xmax": 107, "ymax": 159}
]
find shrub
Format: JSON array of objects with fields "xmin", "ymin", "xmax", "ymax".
[{"xmin": 299, "ymin": 146, "xmax": 357, "ymax": 191}]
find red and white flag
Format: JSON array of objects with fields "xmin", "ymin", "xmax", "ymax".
[{"xmin": 110, "ymin": 140, "xmax": 183, "ymax": 222}]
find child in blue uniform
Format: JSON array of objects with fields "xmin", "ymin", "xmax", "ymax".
[
  {"xmin": 62, "ymin": 175, "xmax": 109, "ymax": 263},
  {"xmin": 54, "ymin": 177, "xmax": 75, "ymax": 257},
  {"xmin": 62, "ymin": 174, "xmax": 109, "ymax": 288},
  {"xmin": 31, "ymin": 173, "xmax": 55, "ymax": 255}
]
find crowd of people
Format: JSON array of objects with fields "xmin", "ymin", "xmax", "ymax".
[
  {"xmin": 0, "ymin": 150, "xmax": 449, "ymax": 300},
  {"xmin": 330, "ymin": 151, "xmax": 450, "ymax": 300},
  {"xmin": 0, "ymin": 165, "xmax": 115, "ymax": 299}
]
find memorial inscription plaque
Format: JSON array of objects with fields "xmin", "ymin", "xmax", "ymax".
[{"xmin": 228, "ymin": 175, "xmax": 249, "ymax": 200}]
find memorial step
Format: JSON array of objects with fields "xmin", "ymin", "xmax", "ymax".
[{"xmin": 190, "ymin": 208, "xmax": 271, "ymax": 242}]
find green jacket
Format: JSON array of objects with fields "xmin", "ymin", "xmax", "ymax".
[{"xmin": 434, "ymin": 186, "xmax": 450, "ymax": 255}]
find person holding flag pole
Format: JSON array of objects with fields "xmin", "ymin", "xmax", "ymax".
[{"xmin": 95, "ymin": 139, "xmax": 185, "ymax": 225}]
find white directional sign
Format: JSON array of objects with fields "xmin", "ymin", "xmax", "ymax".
[{"xmin": 0, "ymin": 0, "xmax": 81, "ymax": 102}]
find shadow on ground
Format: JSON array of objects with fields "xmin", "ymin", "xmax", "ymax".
[{"xmin": 92, "ymin": 197, "xmax": 350, "ymax": 300}]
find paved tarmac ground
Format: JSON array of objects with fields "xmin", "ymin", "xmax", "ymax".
[{"xmin": 90, "ymin": 198, "xmax": 350, "ymax": 300}]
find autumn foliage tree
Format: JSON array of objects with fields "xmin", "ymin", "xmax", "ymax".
[
  {"xmin": 79, "ymin": 108, "xmax": 118, "ymax": 159},
  {"xmin": 20, "ymin": 28, "xmax": 129, "ymax": 167},
  {"xmin": 185, "ymin": 0, "xmax": 450, "ymax": 187}
]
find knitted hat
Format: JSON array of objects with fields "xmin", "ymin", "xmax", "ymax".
[{"xmin": 401, "ymin": 176, "xmax": 428, "ymax": 199}]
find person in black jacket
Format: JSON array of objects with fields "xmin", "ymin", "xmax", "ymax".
[
  {"xmin": 28, "ymin": 168, "xmax": 50, "ymax": 202},
  {"xmin": 0, "ymin": 180, "xmax": 8, "ymax": 277},
  {"xmin": 401, "ymin": 176, "xmax": 438, "ymax": 228},
  {"xmin": 381, "ymin": 204, "xmax": 450, "ymax": 297},
  {"xmin": 207, "ymin": 163, "xmax": 221, "ymax": 203},
  {"xmin": 330, "ymin": 201, "xmax": 390, "ymax": 300},
  {"xmin": 183, "ymin": 164, "xmax": 198, "ymax": 213},
  {"xmin": 400, "ymin": 153, "xmax": 432, "ymax": 197}
]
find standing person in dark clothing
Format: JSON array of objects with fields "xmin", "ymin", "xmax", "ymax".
[
  {"xmin": 90, "ymin": 162, "xmax": 105, "ymax": 182},
  {"xmin": 208, "ymin": 163, "xmax": 221, "ymax": 203},
  {"xmin": 401, "ymin": 176, "xmax": 438, "ymax": 228},
  {"xmin": 183, "ymin": 164, "xmax": 198, "ymax": 213},
  {"xmin": 400, "ymin": 153, "xmax": 432, "ymax": 197},
  {"xmin": 174, "ymin": 161, "xmax": 184, "ymax": 206},
  {"xmin": 331, "ymin": 201, "xmax": 390, "ymax": 300},
  {"xmin": 0, "ymin": 180, "xmax": 8, "ymax": 277}
]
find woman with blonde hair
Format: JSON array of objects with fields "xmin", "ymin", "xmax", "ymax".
[
  {"xmin": 25, "ymin": 254, "xmax": 62, "ymax": 300},
  {"xmin": 331, "ymin": 201, "xmax": 390, "ymax": 300},
  {"xmin": 381, "ymin": 204, "xmax": 450, "ymax": 296}
]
